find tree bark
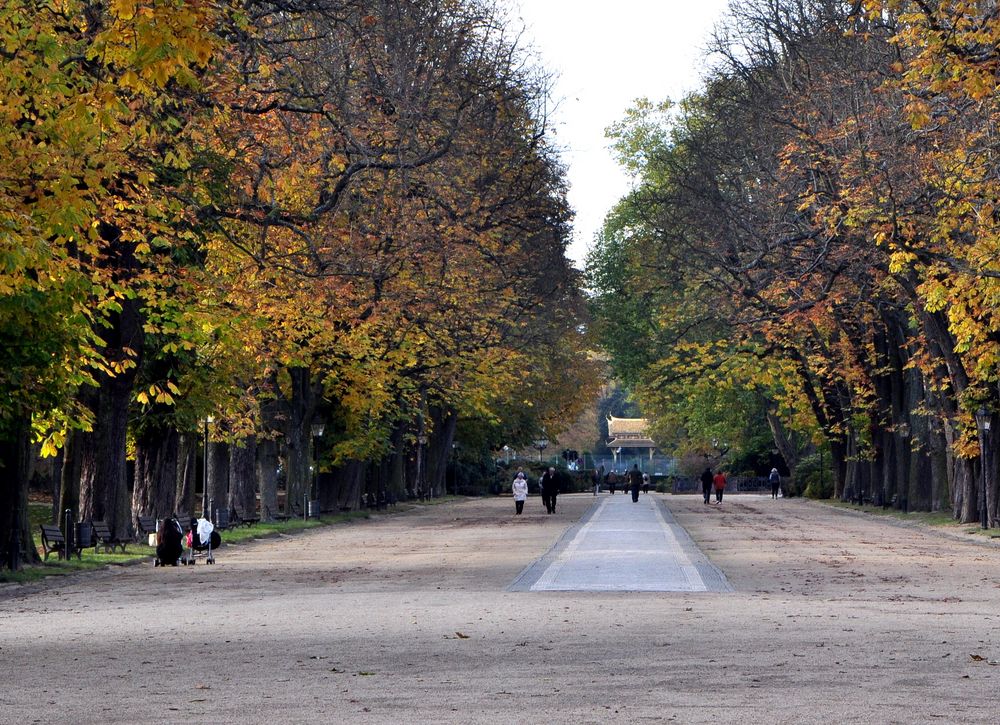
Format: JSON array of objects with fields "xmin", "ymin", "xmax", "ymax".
[
  {"xmin": 58, "ymin": 430, "xmax": 83, "ymax": 527},
  {"xmin": 427, "ymin": 406, "xmax": 457, "ymax": 495},
  {"xmin": 132, "ymin": 426, "xmax": 179, "ymax": 526},
  {"xmin": 0, "ymin": 414, "xmax": 39, "ymax": 569},
  {"xmin": 257, "ymin": 437, "xmax": 280, "ymax": 520},
  {"xmin": 207, "ymin": 439, "xmax": 229, "ymax": 520},
  {"xmin": 229, "ymin": 436, "xmax": 258, "ymax": 518},
  {"xmin": 175, "ymin": 433, "xmax": 197, "ymax": 517},
  {"xmin": 77, "ymin": 296, "xmax": 142, "ymax": 540}
]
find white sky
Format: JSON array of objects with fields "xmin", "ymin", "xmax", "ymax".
[{"xmin": 512, "ymin": 1, "xmax": 732, "ymax": 269}]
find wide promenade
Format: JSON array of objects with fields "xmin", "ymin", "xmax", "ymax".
[{"xmin": 3, "ymin": 492, "xmax": 1000, "ymax": 723}]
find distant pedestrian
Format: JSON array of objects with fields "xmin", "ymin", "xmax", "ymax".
[
  {"xmin": 769, "ymin": 468, "xmax": 780, "ymax": 499},
  {"xmin": 593, "ymin": 465, "xmax": 605, "ymax": 496},
  {"xmin": 713, "ymin": 470, "xmax": 727, "ymax": 504},
  {"xmin": 642, "ymin": 472, "xmax": 650, "ymax": 494},
  {"xmin": 701, "ymin": 467, "xmax": 713, "ymax": 505},
  {"xmin": 628, "ymin": 464, "xmax": 642, "ymax": 502},
  {"xmin": 608, "ymin": 470, "xmax": 618, "ymax": 495},
  {"xmin": 540, "ymin": 466, "xmax": 559, "ymax": 514},
  {"xmin": 512, "ymin": 471, "xmax": 528, "ymax": 515}
]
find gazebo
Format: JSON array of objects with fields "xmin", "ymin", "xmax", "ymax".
[{"xmin": 607, "ymin": 415, "xmax": 657, "ymax": 468}]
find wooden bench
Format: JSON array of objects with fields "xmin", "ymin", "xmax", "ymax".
[
  {"xmin": 136, "ymin": 515, "xmax": 157, "ymax": 542},
  {"xmin": 231, "ymin": 506, "xmax": 259, "ymax": 528},
  {"xmin": 91, "ymin": 520, "xmax": 128, "ymax": 554},
  {"xmin": 39, "ymin": 524, "xmax": 68, "ymax": 561}
]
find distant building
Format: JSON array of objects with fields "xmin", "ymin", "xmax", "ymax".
[{"xmin": 607, "ymin": 415, "xmax": 657, "ymax": 465}]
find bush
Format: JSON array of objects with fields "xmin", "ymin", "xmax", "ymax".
[{"xmin": 794, "ymin": 452, "xmax": 833, "ymax": 499}]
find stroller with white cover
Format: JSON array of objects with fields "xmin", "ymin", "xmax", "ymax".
[{"xmin": 182, "ymin": 517, "xmax": 221, "ymax": 565}]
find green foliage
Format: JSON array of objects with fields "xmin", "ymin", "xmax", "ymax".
[{"xmin": 795, "ymin": 452, "xmax": 834, "ymax": 500}]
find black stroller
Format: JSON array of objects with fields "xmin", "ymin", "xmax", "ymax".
[
  {"xmin": 182, "ymin": 517, "xmax": 221, "ymax": 565},
  {"xmin": 154, "ymin": 516, "xmax": 184, "ymax": 567}
]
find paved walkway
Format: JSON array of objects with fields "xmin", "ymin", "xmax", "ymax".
[{"xmin": 509, "ymin": 493, "xmax": 731, "ymax": 592}]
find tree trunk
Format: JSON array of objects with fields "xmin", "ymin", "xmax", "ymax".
[
  {"xmin": 0, "ymin": 414, "xmax": 39, "ymax": 569},
  {"xmin": 59, "ymin": 430, "xmax": 83, "ymax": 527},
  {"xmin": 229, "ymin": 436, "xmax": 258, "ymax": 518},
  {"xmin": 282, "ymin": 366, "xmax": 318, "ymax": 514},
  {"xmin": 78, "ymin": 376, "xmax": 135, "ymax": 540},
  {"xmin": 320, "ymin": 461, "xmax": 366, "ymax": 511},
  {"xmin": 427, "ymin": 407, "xmax": 457, "ymax": 495},
  {"xmin": 132, "ymin": 426, "xmax": 179, "ymax": 526},
  {"xmin": 175, "ymin": 433, "xmax": 197, "ymax": 517},
  {"xmin": 77, "ymin": 297, "xmax": 142, "ymax": 540},
  {"xmin": 766, "ymin": 409, "xmax": 801, "ymax": 472},
  {"xmin": 257, "ymin": 438, "xmax": 279, "ymax": 520},
  {"xmin": 207, "ymin": 439, "xmax": 229, "ymax": 520}
]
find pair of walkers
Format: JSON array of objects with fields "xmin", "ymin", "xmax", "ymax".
[
  {"xmin": 701, "ymin": 466, "xmax": 727, "ymax": 504},
  {"xmin": 511, "ymin": 467, "xmax": 560, "ymax": 514}
]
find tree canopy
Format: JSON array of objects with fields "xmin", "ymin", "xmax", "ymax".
[{"xmin": 588, "ymin": 0, "xmax": 1000, "ymax": 521}]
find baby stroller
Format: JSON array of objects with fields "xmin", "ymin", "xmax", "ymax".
[
  {"xmin": 182, "ymin": 517, "xmax": 221, "ymax": 565},
  {"xmin": 154, "ymin": 516, "xmax": 184, "ymax": 567}
]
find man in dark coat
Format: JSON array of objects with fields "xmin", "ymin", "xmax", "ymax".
[
  {"xmin": 700, "ymin": 467, "xmax": 714, "ymax": 505},
  {"xmin": 540, "ymin": 467, "xmax": 559, "ymax": 514},
  {"xmin": 628, "ymin": 464, "xmax": 643, "ymax": 503}
]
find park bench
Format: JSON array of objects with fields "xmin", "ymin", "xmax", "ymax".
[
  {"xmin": 136, "ymin": 515, "xmax": 157, "ymax": 542},
  {"xmin": 231, "ymin": 506, "xmax": 259, "ymax": 528},
  {"xmin": 91, "ymin": 520, "xmax": 128, "ymax": 554},
  {"xmin": 39, "ymin": 524, "xmax": 68, "ymax": 561}
]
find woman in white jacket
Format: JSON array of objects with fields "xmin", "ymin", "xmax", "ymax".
[{"xmin": 512, "ymin": 471, "xmax": 528, "ymax": 515}]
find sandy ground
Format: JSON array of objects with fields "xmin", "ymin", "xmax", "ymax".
[{"xmin": 3, "ymin": 493, "xmax": 1000, "ymax": 724}]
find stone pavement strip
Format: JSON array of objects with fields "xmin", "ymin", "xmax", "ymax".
[{"xmin": 508, "ymin": 493, "xmax": 732, "ymax": 592}]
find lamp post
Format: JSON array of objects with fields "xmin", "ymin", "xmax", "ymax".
[
  {"xmin": 417, "ymin": 433, "xmax": 428, "ymax": 500},
  {"xmin": 533, "ymin": 437, "xmax": 548, "ymax": 463},
  {"xmin": 898, "ymin": 421, "xmax": 910, "ymax": 511},
  {"xmin": 309, "ymin": 422, "xmax": 325, "ymax": 518},
  {"xmin": 449, "ymin": 441, "xmax": 458, "ymax": 496},
  {"xmin": 976, "ymin": 407, "xmax": 991, "ymax": 529},
  {"xmin": 503, "ymin": 444, "xmax": 510, "ymax": 465},
  {"xmin": 202, "ymin": 415, "xmax": 214, "ymax": 518}
]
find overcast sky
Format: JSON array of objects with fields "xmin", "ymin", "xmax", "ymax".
[{"xmin": 512, "ymin": 1, "xmax": 732, "ymax": 269}]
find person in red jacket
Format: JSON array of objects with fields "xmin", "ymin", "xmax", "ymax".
[{"xmin": 713, "ymin": 470, "xmax": 727, "ymax": 504}]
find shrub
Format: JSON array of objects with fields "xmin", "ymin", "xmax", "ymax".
[{"xmin": 794, "ymin": 452, "xmax": 833, "ymax": 499}]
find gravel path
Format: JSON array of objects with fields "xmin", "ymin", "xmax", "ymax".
[{"xmin": 3, "ymin": 493, "xmax": 1000, "ymax": 724}]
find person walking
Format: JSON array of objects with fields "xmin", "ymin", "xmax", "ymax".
[
  {"xmin": 593, "ymin": 465, "xmax": 605, "ymax": 496},
  {"xmin": 608, "ymin": 470, "xmax": 618, "ymax": 495},
  {"xmin": 540, "ymin": 466, "xmax": 559, "ymax": 514},
  {"xmin": 713, "ymin": 469, "xmax": 727, "ymax": 504},
  {"xmin": 628, "ymin": 463, "xmax": 642, "ymax": 502},
  {"xmin": 512, "ymin": 471, "xmax": 528, "ymax": 514},
  {"xmin": 700, "ymin": 467, "xmax": 713, "ymax": 505},
  {"xmin": 642, "ymin": 472, "xmax": 650, "ymax": 494},
  {"xmin": 769, "ymin": 468, "xmax": 781, "ymax": 499}
]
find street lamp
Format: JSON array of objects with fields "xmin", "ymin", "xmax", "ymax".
[
  {"xmin": 202, "ymin": 415, "xmax": 214, "ymax": 518},
  {"xmin": 976, "ymin": 407, "xmax": 991, "ymax": 529},
  {"xmin": 503, "ymin": 444, "xmax": 510, "ymax": 465},
  {"xmin": 417, "ymin": 433, "xmax": 428, "ymax": 500},
  {"xmin": 309, "ymin": 422, "xmax": 325, "ymax": 518},
  {"xmin": 533, "ymin": 437, "xmax": 548, "ymax": 462}
]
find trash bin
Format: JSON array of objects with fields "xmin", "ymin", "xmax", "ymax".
[
  {"xmin": 76, "ymin": 521, "xmax": 93, "ymax": 551},
  {"xmin": 307, "ymin": 500, "xmax": 321, "ymax": 518}
]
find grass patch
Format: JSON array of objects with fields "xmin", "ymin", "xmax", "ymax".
[{"xmin": 823, "ymin": 500, "xmax": 978, "ymax": 530}]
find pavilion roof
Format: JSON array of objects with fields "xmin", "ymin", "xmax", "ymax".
[{"xmin": 607, "ymin": 415, "xmax": 656, "ymax": 448}]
